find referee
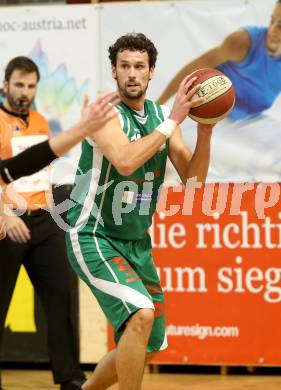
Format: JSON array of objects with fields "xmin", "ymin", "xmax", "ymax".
[{"xmin": 0, "ymin": 56, "xmax": 118, "ymax": 390}]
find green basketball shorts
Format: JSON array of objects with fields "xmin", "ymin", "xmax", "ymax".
[{"xmin": 66, "ymin": 231, "xmax": 167, "ymax": 352}]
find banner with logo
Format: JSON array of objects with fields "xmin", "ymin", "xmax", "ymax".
[
  {"xmin": 107, "ymin": 183, "xmax": 281, "ymax": 365},
  {"xmin": 150, "ymin": 184, "xmax": 281, "ymax": 364}
]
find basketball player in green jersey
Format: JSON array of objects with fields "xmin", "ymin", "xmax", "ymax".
[{"xmin": 66, "ymin": 33, "xmax": 214, "ymax": 390}]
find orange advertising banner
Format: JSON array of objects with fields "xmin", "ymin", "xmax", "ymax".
[{"xmin": 109, "ymin": 183, "xmax": 281, "ymax": 365}]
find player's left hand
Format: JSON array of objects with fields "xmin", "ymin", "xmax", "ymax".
[{"xmin": 81, "ymin": 92, "xmax": 120, "ymax": 136}]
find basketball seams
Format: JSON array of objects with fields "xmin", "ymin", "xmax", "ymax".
[{"xmin": 191, "ymin": 88, "xmax": 235, "ymax": 113}]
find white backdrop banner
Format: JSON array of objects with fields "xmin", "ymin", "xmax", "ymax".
[
  {"xmin": 0, "ymin": 4, "xmax": 99, "ymax": 183},
  {"xmin": 100, "ymin": 0, "xmax": 280, "ymax": 182}
]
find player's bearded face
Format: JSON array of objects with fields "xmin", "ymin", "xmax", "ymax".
[
  {"xmin": 4, "ymin": 70, "xmax": 37, "ymax": 114},
  {"xmin": 113, "ymin": 50, "xmax": 154, "ymax": 100},
  {"xmin": 266, "ymin": 4, "xmax": 281, "ymax": 57},
  {"xmin": 116, "ymin": 76, "xmax": 149, "ymax": 100}
]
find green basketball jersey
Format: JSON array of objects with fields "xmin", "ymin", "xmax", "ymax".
[{"xmin": 67, "ymin": 100, "xmax": 169, "ymax": 240}]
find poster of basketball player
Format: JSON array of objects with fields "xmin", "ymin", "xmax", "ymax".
[{"xmin": 0, "ymin": 4, "xmax": 99, "ymax": 184}]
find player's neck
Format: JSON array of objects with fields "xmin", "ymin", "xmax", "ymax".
[{"xmin": 121, "ymin": 95, "xmax": 145, "ymax": 111}]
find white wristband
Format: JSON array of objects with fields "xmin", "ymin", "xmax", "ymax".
[{"xmin": 155, "ymin": 118, "xmax": 177, "ymax": 139}]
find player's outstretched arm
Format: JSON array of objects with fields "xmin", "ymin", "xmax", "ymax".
[
  {"xmin": 157, "ymin": 30, "xmax": 250, "ymax": 105},
  {"xmin": 0, "ymin": 92, "xmax": 119, "ymax": 184},
  {"xmin": 50, "ymin": 92, "xmax": 119, "ymax": 156}
]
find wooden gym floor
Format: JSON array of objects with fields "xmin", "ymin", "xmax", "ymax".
[{"xmin": 2, "ymin": 368, "xmax": 281, "ymax": 390}]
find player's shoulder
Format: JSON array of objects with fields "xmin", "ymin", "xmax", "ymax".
[
  {"xmin": 219, "ymin": 28, "xmax": 252, "ymax": 62},
  {"xmin": 223, "ymin": 29, "xmax": 251, "ymax": 50},
  {"xmin": 244, "ymin": 25, "xmax": 267, "ymax": 39},
  {"xmin": 224, "ymin": 25, "xmax": 267, "ymax": 50}
]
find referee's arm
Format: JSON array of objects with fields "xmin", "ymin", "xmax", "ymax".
[
  {"xmin": 0, "ymin": 91, "xmax": 119, "ymax": 185},
  {"xmin": 0, "ymin": 140, "xmax": 56, "ymax": 184}
]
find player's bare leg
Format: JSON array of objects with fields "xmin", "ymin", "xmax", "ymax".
[
  {"xmin": 82, "ymin": 351, "xmax": 158, "ymax": 390},
  {"xmin": 82, "ymin": 308, "xmax": 154, "ymax": 390},
  {"xmin": 116, "ymin": 309, "xmax": 154, "ymax": 390},
  {"xmin": 82, "ymin": 349, "xmax": 117, "ymax": 390}
]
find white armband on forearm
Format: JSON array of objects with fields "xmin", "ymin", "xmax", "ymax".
[{"xmin": 155, "ymin": 118, "xmax": 177, "ymax": 139}]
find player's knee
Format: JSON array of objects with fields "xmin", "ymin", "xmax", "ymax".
[
  {"xmin": 129, "ymin": 308, "xmax": 154, "ymax": 334},
  {"xmin": 136, "ymin": 308, "xmax": 155, "ymax": 325}
]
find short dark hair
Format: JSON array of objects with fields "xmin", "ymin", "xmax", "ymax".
[
  {"xmin": 4, "ymin": 56, "xmax": 40, "ymax": 83},
  {"xmin": 108, "ymin": 33, "xmax": 158, "ymax": 69}
]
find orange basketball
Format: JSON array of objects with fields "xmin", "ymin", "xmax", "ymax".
[{"xmin": 188, "ymin": 68, "xmax": 235, "ymax": 124}]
